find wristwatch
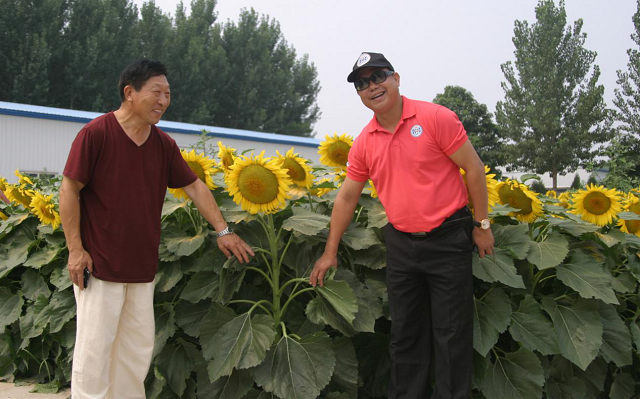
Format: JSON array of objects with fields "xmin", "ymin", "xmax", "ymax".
[
  {"xmin": 473, "ymin": 219, "xmax": 491, "ymax": 230},
  {"xmin": 216, "ymin": 226, "xmax": 234, "ymax": 238}
]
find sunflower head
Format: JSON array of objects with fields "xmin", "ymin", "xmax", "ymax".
[
  {"xmin": 5, "ymin": 184, "xmax": 34, "ymax": 208},
  {"xmin": 318, "ymin": 133, "xmax": 353, "ymax": 168},
  {"xmin": 459, "ymin": 166, "xmax": 500, "ymax": 213},
  {"xmin": 618, "ymin": 193, "xmax": 640, "ymax": 236},
  {"xmin": 496, "ymin": 179, "xmax": 543, "ymax": 223},
  {"xmin": 0, "ymin": 177, "xmax": 7, "ymax": 192},
  {"xmin": 168, "ymin": 149, "xmax": 217, "ymax": 200},
  {"xmin": 29, "ymin": 191, "xmax": 60, "ymax": 229},
  {"xmin": 14, "ymin": 169, "xmax": 34, "ymax": 186},
  {"xmin": 225, "ymin": 151, "xmax": 292, "ymax": 214},
  {"xmin": 310, "ymin": 178, "xmax": 336, "ymax": 197},
  {"xmin": 545, "ymin": 190, "xmax": 558, "ymax": 199},
  {"xmin": 217, "ymin": 141, "xmax": 237, "ymax": 172},
  {"xmin": 274, "ymin": 148, "xmax": 314, "ymax": 189},
  {"xmin": 558, "ymin": 191, "xmax": 572, "ymax": 208},
  {"xmin": 367, "ymin": 180, "xmax": 378, "ymax": 198},
  {"xmin": 571, "ymin": 184, "xmax": 622, "ymax": 227}
]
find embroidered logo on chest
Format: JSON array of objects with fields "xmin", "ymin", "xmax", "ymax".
[{"xmin": 410, "ymin": 125, "xmax": 423, "ymax": 137}]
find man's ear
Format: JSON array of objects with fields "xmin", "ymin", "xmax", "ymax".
[
  {"xmin": 123, "ymin": 85, "xmax": 134, "ymax": 102},
  {"xmin": 394, "ymin": 72, "xmax": 400, "ymax": 88}
]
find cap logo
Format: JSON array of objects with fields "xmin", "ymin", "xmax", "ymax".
[
  {"xmin": 410, "ymin": 125, "xmax": 423, "ymax": 137},
  {"xmin": 357, "ymin": 53, "xmax": 371, "ymax": 67}
]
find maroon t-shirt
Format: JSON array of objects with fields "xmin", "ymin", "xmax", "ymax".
[{"xmin": 63, "ymin": 112, "xmax": 197, "ymax": 283}]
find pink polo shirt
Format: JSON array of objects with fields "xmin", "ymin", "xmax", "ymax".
[{"xmin": 347, "ymin": 96, "xmax": 469, "ymax": 233}]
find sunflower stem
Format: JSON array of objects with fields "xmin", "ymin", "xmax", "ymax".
[
  {"xmin": 278, "ymin": 277, "xmax": 309, "ymax": 297},
  {"xmin": 307, "ymin": 192, "xmax": 315, "ymax": 212},
  {"xmin": 228, "ymin": 300, "xmax": 274, "ymax": 317},
  {"xmin": 245, "ymin": 266, "xmax": 274, "ymax": 287},
  {"xmin": 280, "ymin": 287, "xmax": 315, "ymax": 318}
]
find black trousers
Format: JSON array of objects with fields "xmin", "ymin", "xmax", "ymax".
[{"xmin": 384, "ymin": 207, "xmax": 474, "ymax": 399}]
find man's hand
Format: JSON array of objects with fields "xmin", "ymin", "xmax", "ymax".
[
  {"xmin": 217, "ymin": 233, "xmax": 254, "ymax": 263},
  {"xmin": 68, "ymin": 248, "xmax": 93, "ymax": 290},
  {"xmin": 472, "ymin": 227, "xmax": 495, "ymax": 258},
  {"xmin": 309, "ymin": 253, "xmax": 338, "ymax": 287}
]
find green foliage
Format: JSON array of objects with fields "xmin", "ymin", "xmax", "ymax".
[
  {"xmin": 433, "ymin": 85, "xmax": 506, "ymax": 170},
  {"xmin": 496, "ymin": 0, "xmax": 613, "ymax": 190},
  {"xmin": 0, "ymin": 0, "xmax": 320, "ymax": 136},
  {"xmin": 2, "ymin": 174, "xmax": 640, "ymax": 397}
]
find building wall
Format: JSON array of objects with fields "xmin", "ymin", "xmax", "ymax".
[{"xmin": 0, "ymin": 107, "xmax": 322, "ymax": 184}]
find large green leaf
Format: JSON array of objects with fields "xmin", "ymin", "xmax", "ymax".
[
  {"xmin": 156, "ymin": 340, "xmax": 196, "ymax": 397},
  {"xmin": 153, "ymin": 303, "xmax": 176, "ymax": 358},
  {"xmin": 20, "ymin": 269, "xmax": 51, "ymax": 301},
  {"xmin": 180, "ymin": 271, "xmax": 219, "ymax": 303},
  {"xmin": 472, "ymin": 249, "xmax": 525, "ymax": 289},
  {"xmin": 352, "ymin": 244, "xmax": 386, "ymax": 270},
  {"xmin": 0, "ymin": 213, "xmax": 29, "ymax": 237},
  {"xmin": 630, "ymin": 321, "xmax": 640, "ymax": 354},
  {"xmin": 619, "ymin": 211, "xmax": 640, "ymax": 220},
  {"xmin": 366, "ymin": 202, "xmax": 388, "ymax": 229},
  {"xmin": 473, "ymin": 288, "xmax": 511, "ymax": 356},
  {"xmin": 541, "ymin": 298, "xmax": 602, "ymax": 370},
  {"xmin": 24, "ymin": 246, "xmax": 62, "ymax": 269},
  {"xmin": 342, "ymin": 223, "xmax": 380, "ymax": 250},
  {"xmin": 252, "ymin": 332, "xmax": 336, "ymax": 399},
  {"xmin": 47, "ymin": 290, "xmax": 76, "ymax": 334},
  {"xmin": 493, "ymin": 224, "xmax": 531, "ymax": 259},
  {"xmin": 19, "ymin": 295, "xmax": 50, "ymax": 346},
  {"xmin": 306, "ymin": 296, "xmax": 356, "ymax": 337},
  {"xmin": 155, "ymin": 262, "xmax": 183, "ymax": 292},
  {"xmin": 202, "ymin": 368, "xmax": 254, "ymax": 399},
  {"xmin": 335, "ymin": 269, "xmax": 382, "ymax": 333},
  {"xmin": 200, "ymin": 304, "xmax": 236, "ymax": 361},
  {"xmin": 49, "ymin": 265, "xmax": 72, "ymax": 290},
  {"xmin": 207, "ymin": 313, "xmax": 276, "ymax": 381},
  {"xmin": 481, "ymin": 347, "xmax": 545, "ymax": 399},
  {"xmin": 0, "ymin": 233, "xmax": 33, "ymax": 273},
  {"xmin": 526, "ymin": 232, "xmax": 569, "ymax": 270},
  {"xmin": 556, "ymin": 251, "xmax": 618, "ymax": 304},
  {"xmin": 545, "ymin": 377, "xmax": 587, "ymax": 399},
  {"xmin": 609, "ymin": 372, "xmax": 634, "ymax": 399},
  {"xmin": 161, "ymin": 199, "xmax": 189, "ymax": 218},
  {"xmin": 164, "ymin": 230, "xmax": 207, "ymax": 257},
  {"xmin": 598, "ymin": 304, "xmax": 632, "ymax": 367},
  {"xmin": 0, "ymin": 287, "xmax": 24, "ymax": 330},
  {"xmin": 508, "ymin": 295, "xmax": 560, "ymax": 355},
  {"xmin": 327, "ymin": 337, "xmax": 358, "ymax": 398},
  {"xmin": 282, "ymin": 208, "xmax": 330, "ymax": 236},
  {"xmin": 175, "ymin": 300, "xmax": 210, "ymax": 338},
  {"xmin": 313, "ymin": 280, "xmax": 358, "ymax": 325},
  {"xmin": 547, "ymin": 218, "xmax": 599, "ymax": 237},
  {"xmin": 216, "ymin": 269, "xmax": 246, "ymax": 305},
  {"xmin": 611, "ymin": 271, "xmax": 637, "ymax": 293}
]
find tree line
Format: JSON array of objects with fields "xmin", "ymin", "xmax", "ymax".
[
  {"xmin": 0, "ymin": 0, "xmax": 320, "ymax": 137},
  {"xmin": 434, "ymin": 0, "xmax": 640, "ymax": 190}
]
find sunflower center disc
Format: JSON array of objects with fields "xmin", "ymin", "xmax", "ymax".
[
  {"xmin": 498, "ymin": 185, "xmax": 533, "ymax": 214},
  {"xmin": 625, "ymin": 202, "xmax": 640, "ymax": 233},
  {"xmin": 328, "ymin": 142, "xmax": 350, "ymax": 166},
  {"xmin": 282, "ymin": 158, "xmax": 306, "ymax": 182},
  {"xmin": 238, "ymin": 164, "xmax": 279, "ymax": 204},
  {"xmin": 187, "ymin": 160, "xmax": 207, "ymax": 182},
  {"xmin": 584, "ymin": 192, "xmax": 611, "ymax": 215},
  {"xmin": 222, "ymin": 154, "xmax": 234, "ymax": 170}
]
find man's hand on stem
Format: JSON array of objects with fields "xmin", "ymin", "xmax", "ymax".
[
  {"xmin": 217, "ymin": 233, "xmax": 254, "ymax": 263},
  {"xmin": 309, "ymin": 253, "xmax": 338, "ymax": 287}
]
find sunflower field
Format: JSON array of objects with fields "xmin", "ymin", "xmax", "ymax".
[{"xmin": 1, "ymin": 134, "xmax": 640, "ymax": 399}]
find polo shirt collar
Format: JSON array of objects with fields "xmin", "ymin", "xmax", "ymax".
[{"xmin": 362, "ymin": 96, "xmax": 416, "ymax": 135}]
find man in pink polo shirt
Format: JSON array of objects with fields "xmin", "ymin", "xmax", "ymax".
[{"xmin": 310, "ymin": 52, "xmax": 495, "ymax": 399}]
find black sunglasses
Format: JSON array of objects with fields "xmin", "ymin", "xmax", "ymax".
[{"xmin": 354, "ymin": 70, "xmax": 395, "ymax": 91}]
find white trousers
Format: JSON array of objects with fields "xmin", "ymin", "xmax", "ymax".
[{"xmin": 71, "ymin": 277, "xmax": 155, "ymax": 399}]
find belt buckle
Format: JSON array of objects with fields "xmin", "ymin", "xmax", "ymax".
[{"xmin": 411, "ymin": 232, "xmax": 427, "ymax": 237}]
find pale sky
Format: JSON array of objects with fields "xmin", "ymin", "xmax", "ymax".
[{"xmin": 134, "ymin": 0, "xmax": 637, "ymax": 139}]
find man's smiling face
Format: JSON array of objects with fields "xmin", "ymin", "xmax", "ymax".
[{"xmin": 356, "ymin": 67, "xmax": 401, "ymax": 115}]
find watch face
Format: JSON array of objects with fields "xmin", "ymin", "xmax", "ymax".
[{"xmin": 481, "ymin": 219, "xmax": 491, "ymax": 230}]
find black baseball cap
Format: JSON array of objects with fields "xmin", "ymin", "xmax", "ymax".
[{"xmin": 347, "ymin": 52, "xmax": 394, "ymax": 82}]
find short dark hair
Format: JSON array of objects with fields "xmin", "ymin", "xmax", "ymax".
[{"xmin": 118, "ymin": 59, "xmax": 168, "ymax": 102}]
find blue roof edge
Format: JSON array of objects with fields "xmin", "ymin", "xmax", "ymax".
[{"xmin": 0, "ymin": 101, "xmax": 321, "ymax": 148}]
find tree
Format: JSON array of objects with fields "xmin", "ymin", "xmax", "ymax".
[
  {"xmin": 495, "ymin": 0, "xmax": 612, "ymax": 190},
  {"xmin": 610, "ymin": 0, "xmax": 640, "ymax": 187},
  {"xmin": 433, "ymin": 85, "xmax": 505, "ymax": 171}
]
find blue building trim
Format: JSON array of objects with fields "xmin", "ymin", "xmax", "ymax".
[{"xmin": 0, "ymin": 102, "xmax": 321, "ymax": 148}]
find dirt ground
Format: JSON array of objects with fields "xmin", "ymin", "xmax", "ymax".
[{"xmin": 0, "ymin": 383, "xmax": 70, "ymax": 399}]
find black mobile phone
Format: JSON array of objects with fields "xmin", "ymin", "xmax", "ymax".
[{"xmin": 83, "ymin": 268, "xmax": 90, "ymax": 288}]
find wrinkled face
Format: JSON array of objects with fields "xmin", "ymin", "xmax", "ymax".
[
  {"xmin": 127, "ymin": 75, "xmax": 170, "ymax": 125},
  {"xmin": 355, "ymin": 67, "xmax": 401, "ymax": 115}
]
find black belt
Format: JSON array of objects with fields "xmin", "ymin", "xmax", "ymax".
[{"xmin": 407, "ymin": 207, "xmax": 471, "ymax": 237}]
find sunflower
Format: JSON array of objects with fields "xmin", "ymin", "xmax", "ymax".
[
  {"xmin": 311, "ymin": 178, "xmax": 336, "ymax": 197},
  {"xmin": 225, "ymin": 151, "xmax": 291, "ymax": 214},
  {"xmin": 368, "ymin": 180, "xmax": 378, "ymax": 198},
  {"xmin": 14, "ymin": 169, "xmax": 34, "ymax": 186},
  {"xmin": 571, "ymin": 184, "xmax": 622, "ymax": 227},
  {"xmin": 545, "ymin": 190, "xmax": 558, "ymax": 199},
  {"xmin": 460, "ymin": 166, "xmax": 500, "ymax": 213},
  {"xmin": 558, "ymin": 191, "xmax": 572, "ymax": 208},
  {"xmin": 618, "ymin": 193, "xmax": 640, "ymax": 236},
  {"xmin": 29, "ymin": 191, "xmax": 61, "ymax": 229},
  {"xmin": 496, "ymin": 179, "xmax": 543, "ymax": 223},
  {"xmin": 168, "ymin": 149, "xmax": 217, "ymax": 200},
  {"xmin": 0, "ymin": 177, "xmax": 7, "ymax": 192},
  {"xmin": 318, "ymin": 133, "xmax": 353, "ymax": 169},
  {"xmin": 0, "ymin": 212, "xmax": 7, "ymax": 221},
  {"xmin": 217, "ymin": 141, "xmax": 237, "ymax": 173},
  {"xmin": 5, "ymin": 184, "xmax": 34, "ymax": 208},
  {"xmin": 274, "ymin": 148, "xmax": 314, "ymax": 189}
]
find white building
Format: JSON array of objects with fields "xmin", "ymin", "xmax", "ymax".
[{"xmin": 0, "ymin": 101, "xmax": 321, "ymax": 183}]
